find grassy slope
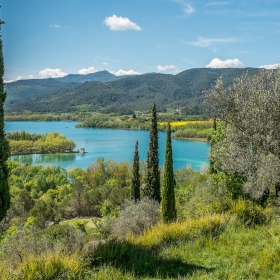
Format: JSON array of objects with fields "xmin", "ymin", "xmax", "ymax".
[{"xmin": 1, "ymin": 212, "xmax": 280, "ymax": 279}]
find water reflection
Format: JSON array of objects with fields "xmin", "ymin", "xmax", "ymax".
[{"xmin": 10, "ymin": 153, "xmax": 82, "ymax": 164}]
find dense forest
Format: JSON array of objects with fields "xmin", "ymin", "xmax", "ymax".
[{"xmin": 5, "ymin": 68, "xmax": 260, "ymax": 115}]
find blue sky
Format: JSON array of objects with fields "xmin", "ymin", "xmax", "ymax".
[{"xmin": 2, "ymin": 0, "xmax": 280, "ymax": 82}]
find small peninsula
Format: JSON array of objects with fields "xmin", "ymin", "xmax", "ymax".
[{"xmin": 7, "ymin": 131, "xmax": 77, "ymax": 155}]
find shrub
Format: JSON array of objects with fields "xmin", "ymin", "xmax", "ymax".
[
  {"xmin": 230, "ymin": 199, "xmax": 271, "ymax": 226},
  {"xmin": 110, "ymin": 197, "xmax": 161, "ymax": 238},
  {"xmin": 0, "ymin": 252, "xmax": 88, "ymax": 280}
]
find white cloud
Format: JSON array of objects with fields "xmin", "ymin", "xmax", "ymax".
[
  {"xmin": 206, "ymin": 58, "xmax": 245, "ymax": 68},
  {"xmin": 102, "ymin": 62, "xmax": 108, "ymax": 65},
  {"xmin": 78, "ymin": 66, "xmax": 98, "ymax": 75},
  {"xmin": 4, "ymin": 79, "xmax": 13, "ymax": 83},
  {"xmin": 156, "ymin": 65, "xmax": 177, "ymax": 71},
  {"xmin": 259, "ymin": 63, "xmax": 280, "ymax": 69},
  {"xmin": 39, "ymin": 68, "xmax": 68, "ymax": 78},
  {"xmin": 184, "ymin": 4, "xmax": 194, "ymax": 14},
  {"xmin": 187, "ymin": 37, "xmax": 238, "ymax": 47},
  {"xmin": 112, "ymin": 69, "xmax": 141, "ymax": 76},
  {"xmin": 50, "ymin": 24, "xmax": 61, "ymax": 28},
  {"xmin": 172, "ymin": 1, "xmax": 194, "ymax": 14},
  {"xmin": 28, "ymin": 75, "xmax": 35, "ymax": 79},
  {"xmin": 16, "ymin": 76, "xmax": 22, "ymax": 81},
  {"xmin": 104, "ymin": 14, "xmax": 141, "ymax": 31}
]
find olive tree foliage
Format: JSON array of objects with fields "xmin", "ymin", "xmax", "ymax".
[{"xmin": 205, "ymin": 68, "xmax": 280, "ymax": 201}]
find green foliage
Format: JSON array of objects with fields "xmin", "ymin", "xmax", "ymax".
[
  {"xmin": 230, "ymin": 199, "xmax": 271, "ymax": 226},
  {"xmin": 144, "ymin": 103, "xmax": 161, "ymax": 203},
  {"xmin": 131, "ymin": 140, "xmax": 140, "ymax": 201},
  {"xmin": 206, "ymin": 69, "xmax": 280, "ymax": 203},
  {"xmin": 0, "ymin": 24, "xmax": 10, "ymax": 222},
  {"xmin": 161, "ymin": 122, "xmax": 176, "ymax": 223},
  {"xmin": 211, "ymin": 171, "xmax": 245, "ymax": 200},
  {"xmin": 5, "ymin": 68, "xmax": 261, "ymax": 115},
  {"xmin": 172, "ymin": 121, "xmax": 213, "ymax": 140},
  {"xmin": 8, "ymin": 131, "xmax": 76, "ymax": 155},
  {"xmin": 92, "ymin": 199, "xmax": 120, "ymax": 238}
]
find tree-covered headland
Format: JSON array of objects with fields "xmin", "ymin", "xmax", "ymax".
[{"xmin": 7, "ymin": 131, "xmax": 76, "ymax": 155}]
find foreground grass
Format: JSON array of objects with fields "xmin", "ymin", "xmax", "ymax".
[
  {"xmin": 88, "ymin": 213, "xmax": 280, "ymax": 279},
  {"xmin": 1, "ymin": 213, "xmax": 280, "ymax": 279}
]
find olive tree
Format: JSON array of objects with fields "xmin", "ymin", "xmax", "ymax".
[{"xmin": 206, "ymin": 67, "xmax": 280, "ymax": 202}]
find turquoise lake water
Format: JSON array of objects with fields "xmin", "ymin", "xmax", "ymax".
[{"xmin": 5, "ymin": 121, "xmax": 210, "ymax": 171}]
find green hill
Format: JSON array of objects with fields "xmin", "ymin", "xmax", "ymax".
[{"xmin": 5, "ymin": 68, "xmax": 261, "ymax": 115}]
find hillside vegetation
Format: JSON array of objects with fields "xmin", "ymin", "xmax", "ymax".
[{"xmin": 5, "ymin": 68, "xmax": 260, "ymax": 115}]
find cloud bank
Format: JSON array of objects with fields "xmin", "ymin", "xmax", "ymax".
[
  {"xmin": 206, "ymin": 58, "xmax": 245, "ymax": 68},
  {"xmin": 259, "ymin": 63, "xmax": 280, "ymax": 69},
  {"xmin": 156, "ymin": 65, "xmax": 177, "ymax": 71},
  {"xmin": 104, "ymin": 15, "xmax": 141, "ymax": 31},
  {"xmin": 112, "ymin": 69, "xmax": 141, "ymax": 76},
  {"xmin": 78, "ymin": 66, "xmax": 98, "ymax": 75},
  {"xmin": 39, "ymin": 68, "xmax": 68, "ymax": 78}
]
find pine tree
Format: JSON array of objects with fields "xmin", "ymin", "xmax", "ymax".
[
  {"xmin": 131, "ymin": 140, "xmax": 140, "ymax": 201},
  {"xmin": 144, "ymin": 103, "xmax": 161, "ymax": 203},
  {"xmin": 0, "ymin": 20, "xmax": 10, "ymax": 222},
  {"xmin": 161, "ymin": 122, "xmax": 176, "ymax": 223}
]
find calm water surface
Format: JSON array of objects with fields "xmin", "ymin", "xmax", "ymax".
[{"xmin": 5, "ymin": 121, "xmax": 210, "ymax": 171}]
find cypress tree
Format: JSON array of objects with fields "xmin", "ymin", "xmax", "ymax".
[
  {"xmin": 131, "ymin": 140, "xmax": 140, "ymax": 201},
  {"xmin": 0, "ymin": 20, "xmax": 10, "ymax": 222},
  {"xmin": 144, "ymin": 103, "xmax": 161, "ymax": 203},
  {"xmin": 161, "ymin": 122, "xmax": 176, "ymax": 223}
]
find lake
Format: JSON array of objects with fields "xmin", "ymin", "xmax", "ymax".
[{"xmin": 5, "ymin": 121, "xmax": 210, "ymax": 171}]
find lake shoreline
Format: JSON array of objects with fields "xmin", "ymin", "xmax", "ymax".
[
  {"xmin": 172, "ymin": 137, "xmax": 208, "ymax": 142},
  {"xmin": 6, "ymin": 121, "xmax": 210, "ymax": 171}
]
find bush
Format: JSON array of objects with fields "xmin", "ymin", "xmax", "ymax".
[
  {"xmin": 110, "ymin": 197, "xmax": 161, "ymax": 238},
  {"xmin": 0, "ymin": 252, "xmax": 88, "ymax": 280},
  {"xmin": 230, "ymin": 199, "xmax": 271, "ymax": 226},
  {"xmin": 0, "ymin": 224, "xmax": 86, "ymax": 268}
]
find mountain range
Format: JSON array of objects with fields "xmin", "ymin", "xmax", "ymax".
[{"xmin": 5, "ymin": 68, "xmax": 261, "ymax": 115}]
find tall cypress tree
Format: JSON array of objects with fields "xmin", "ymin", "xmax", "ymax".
[
  {"xmin": 161, "ymin": 122, "xmax": 176, "ymax": 223},
  {"xmin": 144, "ymin": 103, "xmax": 161, "ymax": 203},
  {"xmin": 0, "ymin": 20, "xmax": 10, "ymax": 222},
  {"xmin": 131, "ymin": 140, "xmax": 140, "ymax": 201}
]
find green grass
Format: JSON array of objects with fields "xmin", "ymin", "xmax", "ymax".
[
  {"xmin": 1, "ymin": 213, "xmax": 280, "ymax": 279},
  {"xmin": 85, "ymin": 213, "xmax": 280, "ymax": 279},
  {"xmin": 60, "ymin": 218, "xmax": 96, "ymax": 234}
]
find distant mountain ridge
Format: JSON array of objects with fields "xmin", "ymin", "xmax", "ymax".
[
  {"xmin": 55, "ymin": 70, "xmax": 124, "ymax": 83},
  {"xmin": 5, "ymin": 68, "xmax": 261, "ymax": 115}
]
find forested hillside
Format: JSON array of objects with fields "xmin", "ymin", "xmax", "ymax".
[{"xmin": 5, "ymin": 68, "xmax": 260, "ymax": 115}]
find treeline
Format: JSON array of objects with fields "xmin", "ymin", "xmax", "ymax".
[
  {"xmin": 171, "ymin": 120, "xmax": 213, "ymax": 141},
  {"xmin": 76, "ymin": 113, "xmax": 209, "ymax": 130},
  {"xmin": 5, "ymin": 112, "xmax": 86, "ymax": 122},
  {"xmin": 8, "ymin": 131, "xmax": 76, "ymax": 155}
]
